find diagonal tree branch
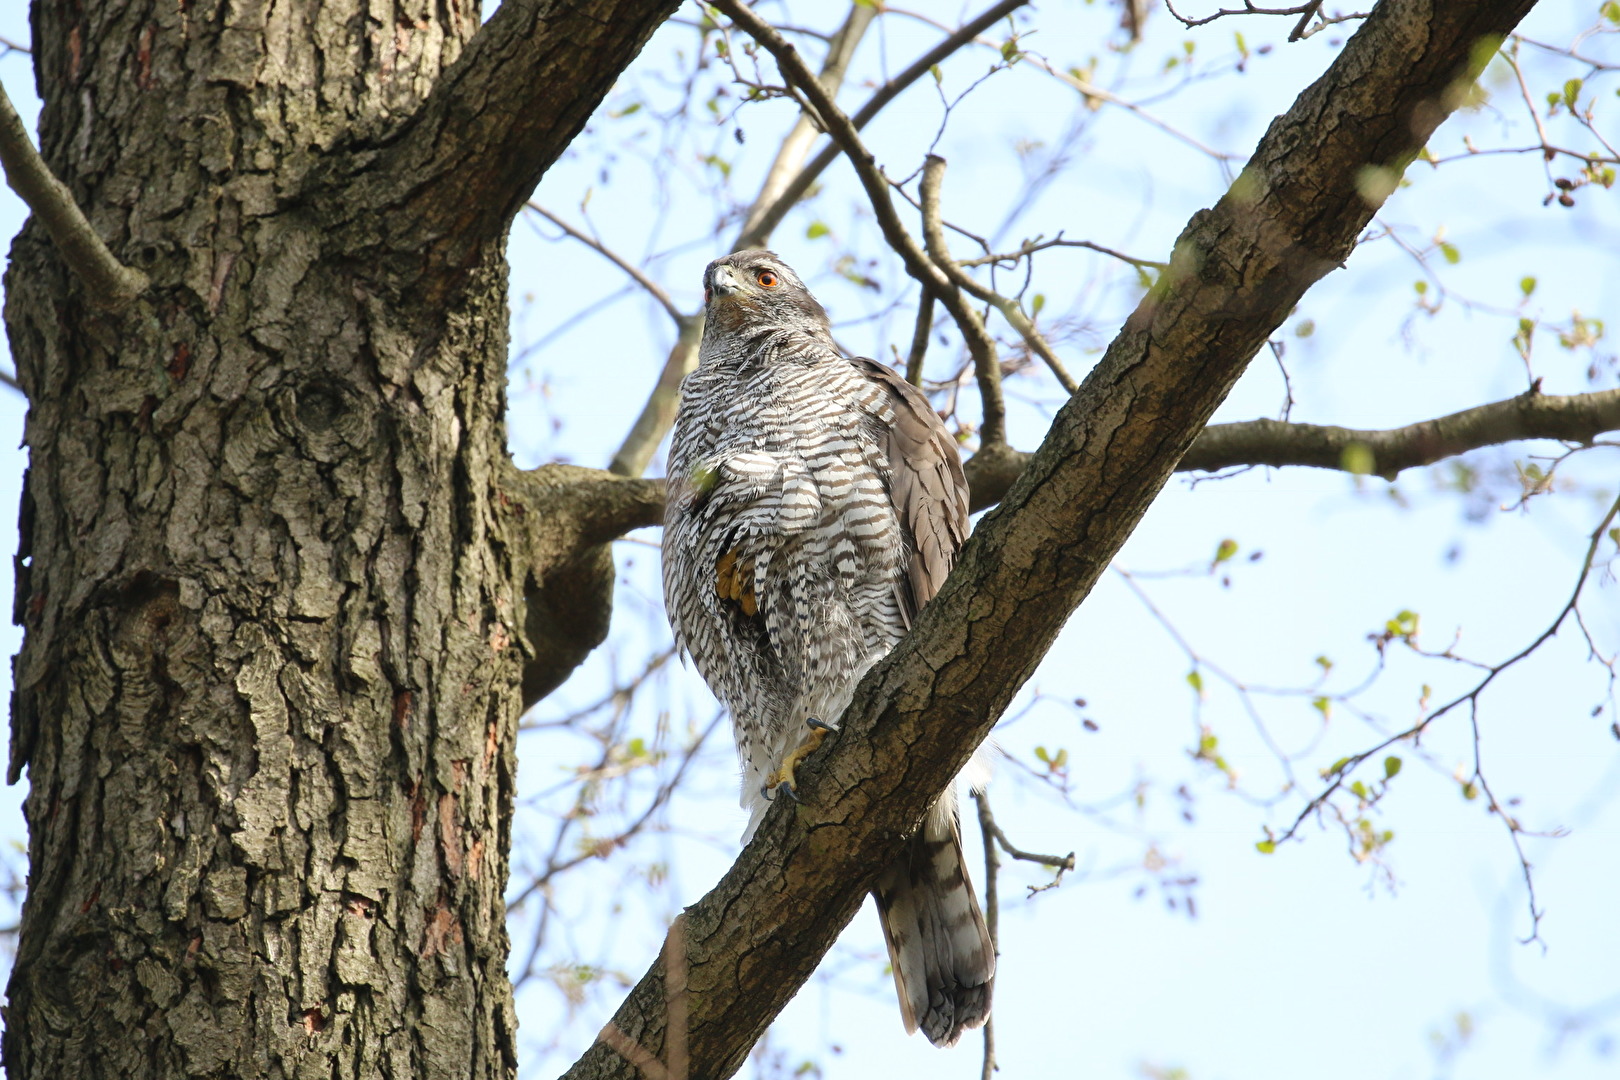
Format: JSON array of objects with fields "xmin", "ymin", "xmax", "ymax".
[
  {"xmin": 560, "ymin": 1, "xmax": 1540, "ymax": 1076},
  {"xmin": 735, "ymin": 4, "xmax": 877, "ymax": 243},
  {"xmin": 0, "ymin": 79, "xmax": 148, "ymax": 309},
  {"xmin": 325, "ymin": 0, "xmax": 681, "ymax": 294}
]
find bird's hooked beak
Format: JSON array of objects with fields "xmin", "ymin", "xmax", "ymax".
[{"xmin": 704, "ymin": 263, "xmax": 744, "ymax": 306}]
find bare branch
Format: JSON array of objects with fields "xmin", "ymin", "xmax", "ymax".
[
  {"xmin": 922, "ymin": 156, "xmax": 1080, "ymax": 395},
  {"xmin": 1180, "ymin": 385, "xmax": 1620, "ymax": 478},
  {"xmin": 964, "ymin": 386, "xmax": 1620, "ymax": 508},
  {"xmin": 734, "ymin": 0, "xmax": 1032, "ymax": 252},
  {"xmin": 559, "ymin": 2, "xmax": 1539, "ymax": 1074},
  {"xmin": 918, "ymin": 155, "xmax": 1008, "ymax": 443},
  {"xmin": 0, "ymin": 80, "xmax": 148, "ymax": 309},
  {"xmin": 904, "ymin": 288, "xmax": 935, "ymax": 385},
  {"xmin": 714, "ymin": 0, "xmax": 1009, "ymax": 448},
  {"xmin": 526, "ymin": 203, "xmax": 683, "ymax": 326},
  {"xmin": 610, "ymin": 317, "xmax": 705, "ymax": 478},
  {"xmin": 735, "ymin": 4, "xmax": 877, "ymax": 242}
]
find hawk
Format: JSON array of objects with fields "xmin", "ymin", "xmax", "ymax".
[{"xmin": 662, "ymin": 250, "xmax": 994, "ymax": 1047}]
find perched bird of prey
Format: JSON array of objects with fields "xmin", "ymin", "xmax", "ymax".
[{"xmin": 662, "ymin": 250, "xmax": 994, "ymax": 1047}]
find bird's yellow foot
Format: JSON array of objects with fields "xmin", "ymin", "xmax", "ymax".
[{"xmin": 762, "ymin": 719, "xmax": 835, "ymax": 802}]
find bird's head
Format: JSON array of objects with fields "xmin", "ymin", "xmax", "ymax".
[{"xmin": 701, "ymin": 250, "xmax": 830, "ymax": 337}]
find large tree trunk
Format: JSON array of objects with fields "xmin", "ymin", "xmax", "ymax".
[{"xmin": 2, "ymin": 1, "xmax": 674, "ymax": 1076}]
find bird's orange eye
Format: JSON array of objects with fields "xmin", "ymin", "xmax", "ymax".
[{"xmin": 757, "ymin": 270, "xmax": 779, "ymax": 288}]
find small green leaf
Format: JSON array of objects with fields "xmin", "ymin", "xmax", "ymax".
[
  {"xmin": 1604, "ymin": 0, "xmax": 1620, "ymax": 25},
  {"xmin": 806, "ymin": 221, "xmax": 830, "ymax": 239},
  {"xmin": 1340, "ymin": 442, "xmax": 1376, "ymax": 476},
  {"xmin": 1312, "ymin": 696, "xmax": 1332, "ymax": 719},
  {"xmin": 1327, "ymin": 756, "xmax": 1351, "ymax": 777},
  {"xmin": 1564, "ymin": 78, "xmax": 1584, "ymax": 108},
  {"xmin": 1186, "ymin": 669, "xmax": 1205, "ymax": 694},
  {"xmin": 1214, "ymin": 538, "xmax": 1239, "ymax": 564},
  {"xmin": 1461, "ymin": 780, "xmax": 1480, "ymax": 801},
  {"xmin": 1383, "ymin": 755, "xmax": 1403, "ymax": 779},
  {"xmin": 1350, "ymin": 780, "xmax": 1369, "ymax": 799},
  {"xmin": 1052, "ymin": 747, "xmax": 1069, "ymax": 769},
  {"xmin": 929, "ymin": 64, "xmax": 942, "ymax": 84},
  {"xmin": 1031, "ymin": 293, "xmax": 1046, "ymax": 316},
  {"xmin": 688, "ymin": 463, "xmax": 719, "ymax": 495},
  {"xmin": 1034, "ymin": 745, "xmax": 1050, "ymax": 764},
  {"xmin": 1255, "ymin": 840, "xmax": 1276, "ymax": 854},
  {"xmin": 1295, "ymin": 318, "xmax": 1315, "ymax": 338},
  {"xmin": 1519, "ymin": 275, "xmax": 1537, "ymax": 297},
  {"xmin": 1314, "ymin": 655, "xmax": 1334, "ymax": 673},
  {"xmin": 1439, "ymin": 241, "xmax": 1461, "ymax": 265}
]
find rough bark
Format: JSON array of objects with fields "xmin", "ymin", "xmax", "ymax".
[
  {"xmin": 560, "ymin": 1, "xmax": 1541, "ymax": 1077},
  {"xmin": 2, "ymin": 2, "xmax": 674, "ymax": 1078}
]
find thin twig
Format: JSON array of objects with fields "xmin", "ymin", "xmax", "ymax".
[
  {"xmin": 1290, "ymin": 0, "xmax": 1327, "ymax": 40},
  {"xmin": 664, "ymin": 915, "xmax": 689, "ymax": 1080},
  {"xmin": 1164, "ymin": 0, "xmax": 1318, "ymax": 29},
  {"xmin": 734, "ymin": 0, "xmax": 1031, "ymax": 252},
  {"xmin": 920, "ymin": 156, "xmax": 1079, "ymax": 394},
  {"xmin": 735, "ymin": 3, "xmax": 877, "ymax": 242},
  {"xmin": 598, "ymin": 1022, "xmax": 671, "ymax": 1080},
  {"xmin": 972, "ymin": 790, "xmax": 1001, "ymax": 1080},
  {"xmin": 958, "ymin": 234, "xmax": 1166, "ymax": 272},
  {"xmin": 526, "ymin": 203, "xmax": 683, "ymax": 326},
  {"xmin": 1276, "ymin": 489, "xmax": 1620, "ymax": 942},
  {"xmin": 0, "ymin": 79, "xmax": 148, "ymax": 308}
]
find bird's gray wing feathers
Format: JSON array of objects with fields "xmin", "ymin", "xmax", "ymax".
[
  {"xmin": 851, "ymin": 358, "xmax": 992, "ymax": 1047},
  {"xmin": 850, "ymin": 358, "xmax": 970, "ymax": 627}
]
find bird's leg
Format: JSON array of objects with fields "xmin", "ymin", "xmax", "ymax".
[{"xmin": 762, "ymin": 717, "xmax": 835, "ymax": 802}]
